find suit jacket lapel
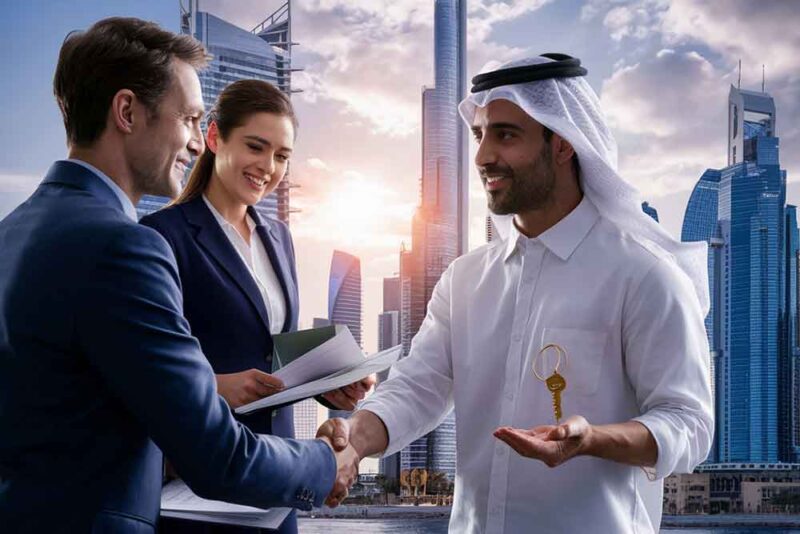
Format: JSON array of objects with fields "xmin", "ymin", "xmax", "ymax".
[
  {"xmin": 181, "ymin": 197, "xmax": 271, "ymax": 333},
  {"xmin": 251, "ymin": 208, "xmax": 297, "ymax": 333}
]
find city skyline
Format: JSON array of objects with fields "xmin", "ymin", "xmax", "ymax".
[{"xmin": 0, "ymin": 1, "xmax": 798, "ymax": 356}]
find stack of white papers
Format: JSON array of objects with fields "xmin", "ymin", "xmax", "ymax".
[
  {"xmin": 272, "ymin": 325, "xmax": 365, "ymax": 388},
  {"xmin": 236, "ymin": 325, "xmax": 401, "ymax": 415},
  {"xmin": 161, "ymin": 479, "xmax": 291, "ymax": 529}
]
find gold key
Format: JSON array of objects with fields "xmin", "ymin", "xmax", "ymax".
[
  {"xmin": 534, "ymin": 343, "xmax": 568, "ymax": 424},
  {"xmin": 545, "ymin": 371, "xmax": 566, "ymax": 424}
]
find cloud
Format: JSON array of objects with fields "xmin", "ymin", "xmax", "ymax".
[
  {"xmin": 0, "ymin": 173, "xmax": 38, "ymax": 219},
  {"xmin": 602, "ymin": 49, "xmax": 724, "ymax": 138},
  {"xmin": 0, "ymin": 173, "xmax": 40, "ymax": 193},
  {"xmin": 306, "ymin": 157, "xmax": 330, "ymax": 170},
  {"xmin": 658, "ymin": 0, "xmax": 800, "ymax": 179},
  {"xmin": 601, "ymin": 1, "xmax": 667, "ymax": 41},
  {"xmin": 661, "ymin": 0, "xmax": 800, "ymax": 82},
  {"xmin": 581, "ymin": 0, "xmax": 800, "ymax": 202},
  {"xmin": 290, "ymin": 0, "xmax": 552, "ymax": 137},
  {"xmin": 600, "ymin": 49, "xmax": 730, "ymax": 196}
]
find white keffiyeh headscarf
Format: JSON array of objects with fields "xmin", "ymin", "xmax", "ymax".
[{"xmin": 458, "ymin": 55, "xmax": 709, "ymax": 315}]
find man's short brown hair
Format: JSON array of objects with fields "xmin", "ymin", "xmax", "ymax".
[{"xmin": 53, "ymin": 17, "xmax": 209, "ymax": 147}]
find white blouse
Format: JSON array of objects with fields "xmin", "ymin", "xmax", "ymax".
[{"xmin": 203, "ymin": 196, "xmax": 287, "ymax": 335}]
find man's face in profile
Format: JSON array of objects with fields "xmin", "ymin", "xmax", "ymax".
[
  {"xmin": 129, "ymin": 59, "xmax": 205, "ymax": 198},
  {"xmin": 471, "ymin": 99, "xmax": 556, "ymax": 215}
]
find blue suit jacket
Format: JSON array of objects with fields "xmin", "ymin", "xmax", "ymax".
[
  {"xmin": 140, "ymin": 196, "xmax": 298, "ymax": 437},
  {"xmin": 0, "ymin": 161, "xmax": 335, "ymax": 533}
]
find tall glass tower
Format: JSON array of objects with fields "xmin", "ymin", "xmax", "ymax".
[
  {"xmin": 328, "ymin": 250, "xmax": 362, "ymax": 347},
  {"xmin": 682, "ymin": 169, "xmax": 722, "ymax": 462},
  {"xmin": 422, "ymin": 0, "xmax": 468, "ymax": 255},
  {"xmin": 136, "ymin": 1, "xmax": 297, "ymax": 221},
  {"xmin": 397, "ymin": 0, "xmax": 465, "ymax": 483},
  {"xmin": 685, "ymin": 85, "xmax": 797, "ymax": 464},
  {"xmin": 378, "ymin": 277, "xmax": 402, "ymax": 485},
  {"xmin": 327, "ymin": 250, "xmax": 362, "ymax": 420},
  {"xmin": 783, "ymin": 205, "xmax": 800, "ymax": 461}
]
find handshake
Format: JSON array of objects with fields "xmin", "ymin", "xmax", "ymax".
[
  {"xmin": 311, "ymin": 374, "xmax": 391, "ymax": 507},
  {"xmin": 315, "ymin": 417, "xmax": 361, "ymax": 508},
  {"xmin": 314, "ymin": 407, "xmax": 390, "ymax": 508}
]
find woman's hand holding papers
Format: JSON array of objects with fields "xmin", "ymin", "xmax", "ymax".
[
  {"xmin": 320, "ymin": 374, "xmax": 377, "ymax": 411},
  {"xmin": 215, "ymin": 369, "xmax": 285, "ymax": 409}
]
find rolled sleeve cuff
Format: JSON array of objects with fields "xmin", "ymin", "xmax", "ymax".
[
  {"xmin": 358, "ymin": 401, "xmax": 405, "ymax": 458},
  {"xmin": 631, "ymin": 414, "xmax": 672, "ymax": 481}
]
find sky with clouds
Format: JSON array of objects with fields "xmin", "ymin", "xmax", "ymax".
[{"xmin": 1, "ymin": 0, "xmax": 798, "ymax": 354}]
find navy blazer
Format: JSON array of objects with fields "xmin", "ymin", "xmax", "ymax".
[
  {"xmin": 0, "ymin": 161, "xmax": 335, "ymax": 533},
  {"xmin": 141, "ymin": 195, "xmax": 298, "ymax": 437}
]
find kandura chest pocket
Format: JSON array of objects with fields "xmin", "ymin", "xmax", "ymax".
[{"xmin": 540, "ymin": 327, "xmax": 608, "ymax": 396}]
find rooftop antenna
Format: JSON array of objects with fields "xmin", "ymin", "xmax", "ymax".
[
  {"xmin": 737, "ymin": 59, "xmax": 741, "ymax": 89},
  {"xmin": 762, "ymin": 64, "xmax": 765, "ymax": 93}
]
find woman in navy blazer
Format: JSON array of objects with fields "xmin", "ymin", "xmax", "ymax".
[{"xmin": 141, "ymin": 80, "xmax": 372, "ymax": 534}]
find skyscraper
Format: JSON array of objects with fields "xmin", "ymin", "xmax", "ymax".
[
  {"xmin": 378, "ymin": 312, "xmax": 400, "ymax": 352},
  {"xmin": 396, "ymin": 0, "xmax": 465, "ymax": 482},
  {"xmin": 378, "ymin": 276, "xmax": 401, "ymax": 380},
  {"xmin": 378, "ymin": 276, "xmax": 401, "ymax": 485},
  {"xmin": 328, "ymin": 250, "xmax": 362, "ymax": 347},
  {"xmin": 683, "ymin": 85, "xmax": 796, "ymax": 464},
  {"xmin": 783, "ymin": 205, "xmax": 800, "ymax": 461},
  {"xmin": 312, "ymin": 317, "xmax": 332, "ymax": 329},
  {"xmin": 136, "ymin": 1, "xmax": 297, "ymax": 220},
  {"xmin": 383, "ymin": 276, "xmax": 401, "ymax": 313},
  {"xmin": 641, "ymin": 201, "xmax": 659, "ymax": 222},
  {"xmin": 328, "ymin": 250, "xmax": 362, "ymax": 420},
  {"xmin": 292, "ymin": 398, "xmax": 318, "ymax": 440},
  {"xmin": 728, "ymin": 85, "xmax": 775, "ymax": 166},
  {"xmin": 682, "ymin": 169, "xmax": 722, "ymax": 463}
]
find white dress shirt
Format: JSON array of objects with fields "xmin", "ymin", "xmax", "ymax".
[
  {"xmin": 65, "ymin": 158, "xmax": 138, "ymax": 221},
  {"xmin": 202, "ymin": 196, "xmax": 286, "ymax": 335},
  {"xmin": 360, "ymin": 196, "xmax": 713, "ymax": 533}
]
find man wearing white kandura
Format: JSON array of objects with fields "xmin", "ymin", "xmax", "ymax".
[{"xmin": 319, "ymin": 53, "xmax": 713, "ymax": 533}]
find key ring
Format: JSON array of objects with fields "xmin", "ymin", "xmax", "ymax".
[{"xmin": 533, "ymin": 343, "xmax": 568, "ymax": 381}]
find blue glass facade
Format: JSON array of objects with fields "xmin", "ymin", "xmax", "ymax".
[
  {"xmin": 718, "ymin": 141, "xmax": 786, "ymax": 463},
  {"xmin": 682, "ymin": 170, "xmax": 722, "ymax": 349},
  {"xmin": 328, "ymin": 250, "xmax": 362, "ymax": 420},
  {"xmin": 641, "ymin": 201, "xmax": 659, "ymax": 222},
  {"xmin": 783, "ymin": 206, "xmax": 800, "ymax": 460},
  {"xmin": 685, "ymin": 85, "xmax": 796, "ymax": 464},
  {"xmin": 682, "ymin": 169, "xmax": 722, "ymax": 463},
  {"xmin": 328, "ymin": 250, "xmax": 362, "ymax": 347}
]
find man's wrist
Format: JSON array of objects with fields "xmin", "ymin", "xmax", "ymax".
[
  {"xmin": 349, "ymin": 410, "xmax": 388, "ymax": 459},
  {"xmin": 348, "ymin": 412, "xmax": 370, "ymax": 459},
  {"xmin": 577, "ymin": 423, "xmax": 598, "ymax": 458}
]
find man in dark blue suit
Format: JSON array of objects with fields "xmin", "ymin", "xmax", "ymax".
[{"xmin": 0, "ymin": 17, "xmax": 357, "ymax": 533}]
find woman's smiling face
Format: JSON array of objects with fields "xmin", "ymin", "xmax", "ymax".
[{"xmin": 208, "ymin": 112, "xmax": 295, "ymax": 207}]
